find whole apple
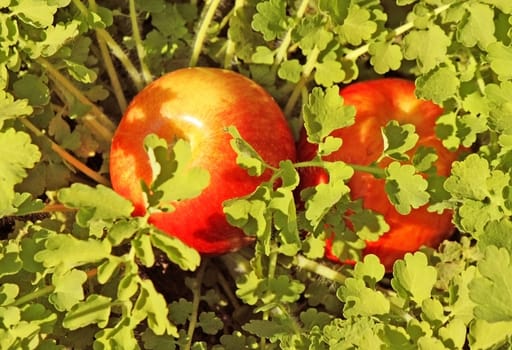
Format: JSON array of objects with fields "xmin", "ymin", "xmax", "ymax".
[
  {"xmin": 297, "ymin": 78, "xmax": 462, "ymax": 270},
  {"xmin": 110, "ymin": 67, "xmax": 296, "ymax": 254}
]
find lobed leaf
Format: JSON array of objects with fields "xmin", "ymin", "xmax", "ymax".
[
  {"xmin": 391, "ymin": 252, "xmax": 437, "ymax": 304},
  {"xmin": 469, "ymin": 246, "xmax": 512, "ymax": 322},
  {"xmin": 385, "ymin": 162, "xmax": 429, "ymax": 215}
]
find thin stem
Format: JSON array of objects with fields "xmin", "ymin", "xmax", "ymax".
[
  {"xmin": 223, "ymin": 0, "xmax": 245, "ymax": 69},
  {"xmin": 89, "ymin": 0, "xmax": 128, "ymax": 113},
  {"xmin": 189, "ymin": 0, "xmax": 223, "ymax": 67},
  {"xmin": 284, "ymin": 46, "xmax": 320, "ymax": 117},
  {"xmin": 271, "ymin": 0, "xmax": 310, "ymax": 76},
  {"xmin": 185, "ymin": 260, "xmax": 208, "ymax": 350},
  {"xmin": 71, "ymin": 0, "xmax": 142, "ymax": 91},
  {"xmin": 129, "ymin": 0, "xmax": 152, "ymax": 84},
  {"xmin": 214, "ymin": 265, "xmax": 241, "ymax": 309},
  {"xmin": 97, "ymin": 29, "xmax": 144, "ymax": 91},
  {"xmin": 295, "ymin": 255, "xmax": 346, "ymax": 284},
  {"xmin": 10, "ymin": 285, "xmax": 55, "ymax": 307},
  {"xmin": 38, "ymin": 57, "xmax": 115, "ymax": 140},
  {"xmin": 21, "ymin": 118, "xmax": 110, "ymax": 186}
]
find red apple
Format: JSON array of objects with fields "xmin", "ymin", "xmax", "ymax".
[
  {"xmin": 297, "ymin": 78, "xmax": 462, "ymax": 270},
  {"xmin": 110, "ymin": 67, "xmax": 296, "ymax": 254}
]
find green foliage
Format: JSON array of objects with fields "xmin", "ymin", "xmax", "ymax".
[{"xmin": 0, "ymin": 0, "xmax": 511, "ymax": 348}]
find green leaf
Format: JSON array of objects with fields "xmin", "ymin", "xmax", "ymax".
[
  {"xmin": 303, "ymin": 86, "xmax": 356, "ymax": 144},
  {"xmin": 269, "ymin": 188, "xmax": 301, "ymax": 254},
  {"xmin": 168, "ymin": 298, "xmax": 193, "ymax": 325},
  {"xmin": 97, "ymin": 257, "xmax": 122, "ymax": 284},
  {"xmin": 303, "ymin": 161, "xmax": 353, "ymax": 230},
  {"xmin": 40, "ymin": 20, "xmax": 81, "ymax": 56},
  {"xmin": 149, "ymin": 229, "xmax": 201, "ymax": 271},
  {"xmin": 0, "ymin": 92, "xmax": 33, "ymax": 128},
  {"xmin": 251, "ymin": 0, "xmax": 289, "ymax": 41},
  {"xmin": 368, "ymin": 40, "xmax": 402, "ymax": 74},
  {"xmin": 34, "ymin": 233, "xmax": 111, "ymax": 270},
  {"xmin": 236, "ymin": 270, "xmax": 264, "ymax": 306},
  {"xmin": 457, "ymin": 3, "xmax": 496, "ymax": 50},
  {"xmin": 49, "ymin": 269, "xmax": 87, "ymax": 311},
  {"xmin": 481, "ymin": 0, "xmax": 512, "ymax": 13},
  {"xmin": 242, "ymin": 319, "xmax": 293, "ymax": 338},
  {"xmin": 469, "ymin": 319, "xmax": 512, "ymax": 350},
  {"xmin": 337, "ymin": 278, "xmax": 390, "ymax": 317},
  {"xmin": 62, "ymin": 294, "xmax": 112, "ymax": 330},
  {"xmin": 0, "ymin": 241, "xmax": 23, "ymax": 278},
  {"xmin": 144, "ymin": 135, "xmax": 210, "ymax": 206},
  {"xmin": 314, "ymin": 59, "xmax": 345, "ymax": 87},
  {"xmin": 133, "ymin": 232, "xmax": 155, "ymax": 267},
  {"xmin": 444, "ymin": 154, "xmax": 490, "ymax": 201},
  {"xmin": 65, "ymin": 60, "xmax": 98, "ymax": 84},
  {"xmin": 0, "ymin": 284, "xmax": 19, "ymax": 306},
  {"xmin": 385, "ymin": 162, "xmax": 429, "ymax": 215},
  {"xmin": 479, "ymin": 219, "xmax": 512, "ymax": 255},
  {"xmin": 261, "ymin": 275, "xmax": 305, "ymax": 306},
  {"xmin": 278, "ymin": 59, "xmax": 302, "ymax": 83},
  {"xmin": 317, "ymin": 136, "xmax": 342, "ymax": 157},
  {"xmin": 391, "ymin": 252, "xmax": 437, "ymax": 304},
  {"xmin": 353, "ymin": 255, "xmax": 386, "ymax": 288},
  {"xmin": 251, "ymin": 46, "xmax": 274, "ymax": 65},
  {"xmin": 57, "ymin": 184, "xmax": 133, "ymax": 225},
  {"xmin": 0, "ymin": 128, "xmax": 40, "ymax": 216},
  {"xmin": 337, "ymin": 5, "xmax": 377, "ymax": 46},
  {"xmin": 403, "ymin": 25, "xmax": 451, "ymax": 73},
  {"xmin": 380, "ymin": 121, "xmax": 419, "ymax": 162},
  {"xmin": 133, "ymin": 279, "xmax": 177, "ymax": 336},
  {"xmin": 94, "ymin": 317, "xmax": 139, "ymax": 349},
  {"xmin": 13, "ymin": 74, "xmax": 50, "ymax": 106},
  {"xmin": 294, "ymin": 15, "xmax": 333, "ymax": 53},
  {"xmin": 487, "ymin": 42, "xmax": 512, "ymax": 81},
  {"xmin": 227, "ymin": 126, "xmax": 267, "ymax": 177},
  {"xmin": 318, "ymin": 0, "xmax": 349, "ymax": 24},
  {"xmin": 198, "ymin": 312, "xmax": 223, "ymax": 335},
  {"xmin": 469, "ymin": 246, "xmax": 512, "ymax": 322},
  {"xmin": 416, "ymin": 66, "xmax": 460, "ymax": 105},
  {"xmin": 10, "ymin": 0, "xmax": 65, "ymax": 27}
]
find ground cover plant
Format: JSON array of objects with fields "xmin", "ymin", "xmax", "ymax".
[{"xmin": 0, "ymin": 0, "xmax": 512, "ymax": 348}]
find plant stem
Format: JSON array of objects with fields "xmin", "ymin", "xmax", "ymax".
[
  {"xmin": 129, "ymin": 0, "xmax": 153, "ymax": 84},
  {"xmin": 71, "ymin": 0, "xmax": 144, "ymax": 91},
  {"xmin": 284, "ymin": 46, "xmax": 320, "ymax": 117},
  {"xmin": 270, "ymin": 0, "xmax": 310, "ymax": 76},
  {"xmin": 223, "ymin": 0, "xmax": 245, "ymax": 69},
  {"xmin": 37, "ymin": 57, "xmax": 115, "ymax": 141},
  {"xmin": 189, "ymin": 0, "xmax": 223, "ymax": 67},
  {"xmin": 21, "ymin": 118, "xmax": 110, "ymax": 186},
  {"xmin": 185, "ymin": 260, "xmax": 208, "ymax": 350},
  {"xmin": 97, "ymin": 29, "xmax": 145, "ymax": 91},
  {"xmin": 89, "ymin": 0, "xmax": 128, "ymax": 113},
  {"xmin": 295, "ymin": 255, "xmax": 346, "ymax": 284},
  {"xmin": 11, "ymin": 285, "xmax": 55, "ymax": 307}
]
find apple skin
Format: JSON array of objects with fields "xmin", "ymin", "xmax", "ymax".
[
  {"xmin": 297, "ymin": 78, "xmax": 462, "ymax": 270},
  {"xmin": 110, "ymin": 67, "xmax": 296, "ymax": 254}
]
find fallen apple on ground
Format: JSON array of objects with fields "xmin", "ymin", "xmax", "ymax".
[
  {"xmin": 110, "ymin": 67, "xmax": 296, "ymax": 254},
  {"xmin": 297, "ymin": 78, "xmax": 463, "ymax": 270}
]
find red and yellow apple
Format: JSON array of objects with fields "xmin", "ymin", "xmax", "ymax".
[
  {"xmin": 110, "ymin": 67, "xmax": 296, "ymax": 254},
  {"xmin": 297, "ymin": 78, "xmax": 462, "ymax": 270}
]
